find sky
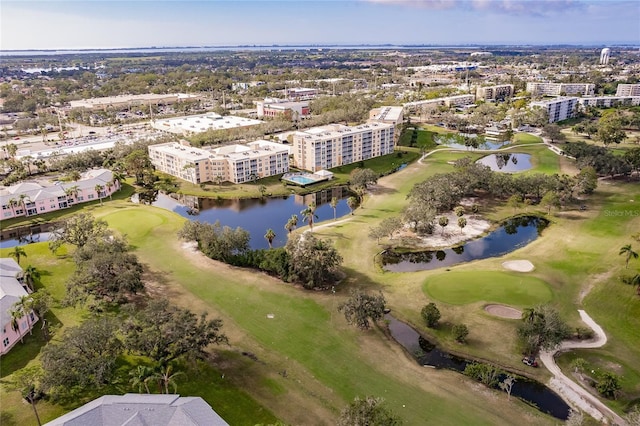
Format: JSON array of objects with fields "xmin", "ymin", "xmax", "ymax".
[{"xmin": 1, "ymin": 0, "xmax": 639, "ymax": 50}]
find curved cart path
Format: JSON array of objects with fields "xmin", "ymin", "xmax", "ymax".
[{"xmin": 539, "ymin": 310, "xmax": 626, "ymax": 425}]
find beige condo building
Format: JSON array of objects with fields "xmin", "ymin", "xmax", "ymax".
[
  {"xmin": 148, "ymin": 140, "xmax": 289, "ymax": 184},
  {"xmin": 475, "ymin": 84, "xmax": 514, "ymax": 101},
  {"xmin": 292, "ymin": 121, "xmax": 395, "ymax": 172},
  {"xmin": 526, "ymin": 82, "xmax": 595, "ymax": 97}
]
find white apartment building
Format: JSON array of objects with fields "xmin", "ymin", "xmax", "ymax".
[
  {"xmin": 530, "ymin": 97, "xmax": 579, "ymax": 123},
  {"xmin": 526, "ymin": 82, "xmax": 595, "ymax": 97},
  {"xmin": 578, "ymin": 96, "xmax": 640, "ymax": 109},
  {"xmin": 292, "ymin": 121, "xmax": 395, "ymax": 172},
  {"xmin": 403, "ymin": 94, "xmax": 475, "ymax": 114},
  {"xmin": 148, "ymin": 141, "xmax": 289, "ymax": 184},
  {"xmin": 151, "ymin": 113, "xmax": 263, "ymax": 135},
  {"xmin": 615, "ymin": 84, "xmax": 640, "ymax": 97},
  {"xmin": 476, "ymin": 84, "xmax": 514, "ymax": 101}
]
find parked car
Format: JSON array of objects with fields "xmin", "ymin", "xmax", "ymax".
[{"xmin": 522, "ymin": 356, "xmax": 538, "ymax": 367}]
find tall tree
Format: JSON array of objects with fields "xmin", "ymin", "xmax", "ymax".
[
  {"xmin": 301, "ymin": 202, "xmax": 318, "ymax": 231},
  {"xmin": 438, "ymin": 216, "xmax": 449, "ymax": 235},
  {"xmin": 338, "ymin": 396, "xmax": 401, "ymax": 426},
  {"xmin": 619, "ymin": 244, "xmax": 638, "ymax": 269},
  {"xmin": 457, "ymin": 216, "xmax": 467, "ymax": 234},
  {"xmin": 285, "ymin": 233, "xmax": 342, "ymax": 289},
  {"xmin": 22, "ymin": 264, "xmax": 41, "ymax": 291},
  {"xmin": 9, "ymin": 246, "xmax": 27, "ymax": 265},
  {"xmin": 330, "ymin": 197, "xmax": 338, "ymax": 220},
  {"xmin": 347, "ymin": 196, "xmax": 358, "ymax": 215},
  {"xmin": 517, "ymin": 305, "xmax": 571, "ymax": 356},
  {"xmin": 94, "ymin": 184, "xmax": 105, "ymax": 205},
  {"xmin": 48, "ymin": 213, "xmax": 109, "ymax": 253},
  {"xmin": 264, "ymin": 228, "xmax": 276, "ymax": 248},
  {"xmin": 122, "ymin": 299, "xmax": 228, "ymax": 367},
  {"xmin": 338, "ymin": 290, "xmax": 386, "ymax": 330},
  {"xmin": 41, "ymin": 318, "xmax": 123, "ymax": 396}
]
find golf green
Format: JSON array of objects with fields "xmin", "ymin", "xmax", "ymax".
[{"xmin": 423, "ymin": 270, "xmax": 553, "ymax": 306}]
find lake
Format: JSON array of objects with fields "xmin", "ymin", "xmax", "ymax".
[
  {"xmin": 154, "ymin": 187, "xmax": 352, "ymax": 250},
  {"xmin": 382, "ymin": 216, "xmax": 548, "ymax": 272}
]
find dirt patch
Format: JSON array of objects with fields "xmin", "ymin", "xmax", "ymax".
[
  {"xmin": 484, "ymin": 304, "xmax": 522, "ymax": 319},
  {"xmin": 502, "ymin": 260, "xmax": 534, "ymax": 272},
  {"xmin": 395, "ymin": 213, "xmax": 491, "ymax": 249}
]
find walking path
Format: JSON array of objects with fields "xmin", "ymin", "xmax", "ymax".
[{"xmin": 539, "ymin": 310, "xmax": 626, "ymax": 425}]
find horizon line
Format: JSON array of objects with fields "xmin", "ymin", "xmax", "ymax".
[{"xmin": 2, "ymin": 42, "xmax": 640, "ymax": 53}]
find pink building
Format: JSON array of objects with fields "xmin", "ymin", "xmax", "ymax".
[
  {"xmin": 0, "ymin": 258, "xmax": 37, "ymax": 355},
  {"xmin": 0, "ymin": 169, "xmax": 120, "ymax": 221}
]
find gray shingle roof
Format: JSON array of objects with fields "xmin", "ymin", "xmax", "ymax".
[{"xmin": 43, "ymin": 394, "xmax": 229, "ymax": 426}]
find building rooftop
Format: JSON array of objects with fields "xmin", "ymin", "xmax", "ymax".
[
  {"xmin": 43, "ymin": 394, "xmax": 229, "ymax": 426},
  {"xmin": 152, "ymin": 113, "xmax": 262, "ymax": 134}
]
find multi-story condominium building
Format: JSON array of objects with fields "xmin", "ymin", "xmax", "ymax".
[
  {"xmin": 615, "ymin": 84, "xmax": 640, "ymax": 97},
  {"xmin": 578, "ymin": 96, "xmax": 640, "ymax": 109},
  {"xmin": 530, "ymin": 97, "xmax": 579, "ymax": 123},
  {"xmin": 256, "ymin": 98, "xmax": 310, "ymax": 120},
  {"xmin": 0, "ymin": 169, "xmax": 119, "ymax": 220},
  {"xmin": 1, "ymin": 258, "xmax": 37, "ymax": 355},
  {"xmin": 403, "ymin": 94, "xmax": 475, "ymax": 114},
  {"xmin": 476, "ymin": 84, "xmax": 514, "ymax": 101},
  {"xmin": 292, "ymin": 121, "xmax": 395, "ymax": 172},
  {"xmin": 148, "ymin": 140, "xmax": 289, "ymax": 184},
  {"xmin": 526, "ymin": 82, "xmax": 595, "ymax": 97}
]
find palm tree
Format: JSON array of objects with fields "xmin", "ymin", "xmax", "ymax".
[
  {"xmin": 330, "ymin": 197, "xmax": 338, "ymax": 220},
  {"xmin": 10, "ymin": 307, "xmax": 25, "ymax": 344},
  {"xmin": 290, "ymin": 214, "xmax": 298, "ymax": 230},
  {"xmin": 264, "ymin": 229, "xmax": 276, "ymax": 248},
  {"xmin": 624, "ymin": 274, "xmax": 640, "ymax": 296},
  {"xmin": 9, "ymin": 246, "xmax": 27, "ymax": 265},
  {"xmin": 284, "ymin": 219, "xmax": 294, "ymax": 235},
  {"xmin": 14, "ymin": 295, "xmax": 33, "ymax": 336},
  {"xmin": 129, "ymin": 365, "xmax": 154, "ymax": 393},
  {"xmin": 95, "ymin": 184, "xmax": 105, "ymax": 205},
  {"xmin": 347, "ymin": 196, "xmax": 358, "ymax": 215},
  {"xmin": 66, "ymin": 185, "xmax": 80, "ymax": 203},
  {"xmin": 8, "ymin": 198, "xmax": 18, "ymax": 217},
  {"xmin": 619, "ymin": 244, "xmax": 638, "ymax": 269},
  {"xmin": 22, "ymin": 265, "xmax": 40, "ymax": 292},
  {"xmin": 438, "ymin": 216, "xmax": 449, "ymax": 235},
  {"xmin": 151, "ymin": 365, "xmax": 185, "ymax": 394},
  {"xmin": 301, "ymin": 202, "xmax": 318, "ymax": 231},
  {"xmin": 105, "ymin": 181, "xmax": 114, "ymax": 200},
  {"xmin": 457, "ymin": 217, "xmax": 467, "ymax": 234}
]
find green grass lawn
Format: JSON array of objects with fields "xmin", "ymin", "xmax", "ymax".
[
  {"xmin": 95, "ymin": 206, "xmax": 552, "ymax": 425},
  {"xmin": 423, "ymin": 271, "xmax": 553, "ymax": 306}
]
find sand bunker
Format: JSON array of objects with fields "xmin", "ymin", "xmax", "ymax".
[
  {"xmin": 484, "ymin": 304, "xmax": 522, "ymax": 319},
  {"xmin": 502, "ymin": 260, "xmax": 534, "ymax": 272}
]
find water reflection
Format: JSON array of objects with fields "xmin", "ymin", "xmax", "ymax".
[
  {"xmin": 476, "ymin": 153, "xmax": 532, "ymax": 172},
  {"xmin": 382, "ymin": 216, "xmax": 548, "ymax": 272},
  {"xmin": 154, "ymin": 187, "xmax": 352, "ymax": 250},
  {"xmin": 385, "ymin": 314, "xmax": 570, "ymax": 420}
]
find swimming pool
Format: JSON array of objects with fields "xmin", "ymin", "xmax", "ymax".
[{"xmin": 285, "ymin": 175, "xmax": 317, "ymax": 185}]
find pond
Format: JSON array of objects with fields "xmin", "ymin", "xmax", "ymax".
[
  {"xmin": 385, "ymin": 314, "xmax": 570, "ymax": 420},
  {"xmin": 0, "ymin": 232, "xmax": 53, "ymax": 249},
  {"xmin": 436, "ymin": 134, "xmax": 508, "ymax": 151},
  {"xmin": 477, "ymin": 153, "xmax": 532, "ymax": 172},
  {"xmin": 153, "ymin": 187, "xmax": 353, "ymax": 250},
  {"xmin": 382, "ymin": 216, "xmax": 548, "ymax": 272}
]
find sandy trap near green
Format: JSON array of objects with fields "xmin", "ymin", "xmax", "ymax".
[
  {"xmin": 502, "ymin": 260, "xmax": 535, "ymax": 272},
  {"xmin": 484, "ymin": 304, "xmax": 522, "ymax": 319}
]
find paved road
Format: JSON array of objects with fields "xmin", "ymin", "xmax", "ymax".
[{"xmin": 539, "ymin": 310, "xmax": 626, "ymax": 425}]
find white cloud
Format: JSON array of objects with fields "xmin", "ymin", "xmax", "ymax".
[{"xmin": 363, "ymin": 0, "xmax": 587, "ymax": 16}]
